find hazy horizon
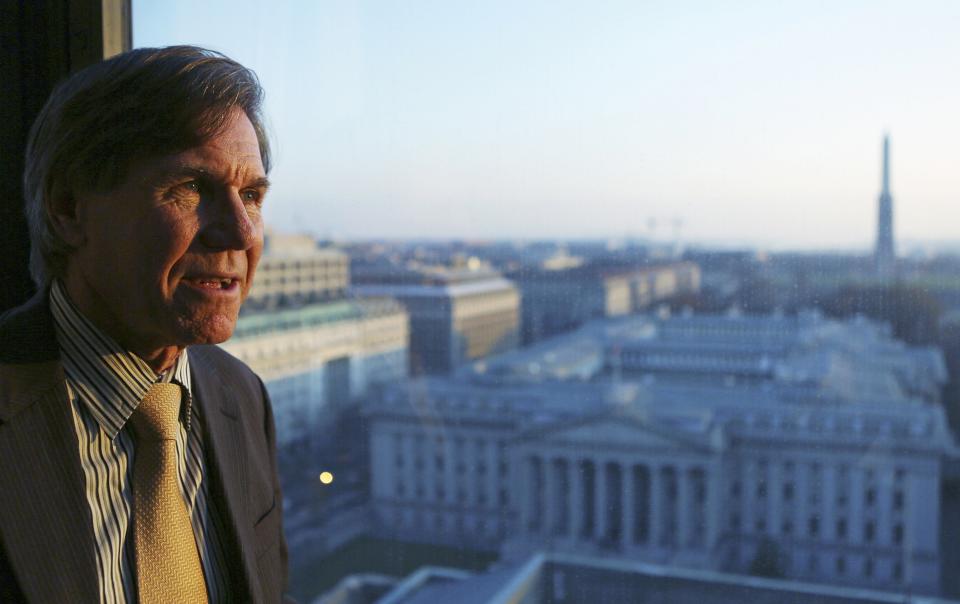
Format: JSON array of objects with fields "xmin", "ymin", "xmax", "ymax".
[{"xmin": 135, "ymin": 1, "xmax": 960, "ymax": 250}]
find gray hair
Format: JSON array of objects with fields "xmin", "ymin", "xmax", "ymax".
[{"xmin": 23, "ymin": 45, "xmax": 271, "ymax": 286}]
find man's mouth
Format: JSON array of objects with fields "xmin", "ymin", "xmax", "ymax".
[{"xmin": 182, "ymin": 276, "xmax": 241, "ymax": 292}]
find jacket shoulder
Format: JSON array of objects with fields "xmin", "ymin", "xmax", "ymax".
[
  {"xmin": 188, "ymin": 344, "xmax": 268, "ymax": 416},
  {"xmin": 0, "ymin": 289, "xmax": 59, "ymax": 365},
  {"xmin": 190, "ymin": 344, "xmax": 257, "ymax": 379}
]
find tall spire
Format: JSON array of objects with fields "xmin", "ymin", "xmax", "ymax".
[
  {"xmin": 882, "ymin": 135, "xmax": 890, "ymax": 194},
  {"xmin": 875, "ymin": 134, "xmax": 895, "ymax": 280}
]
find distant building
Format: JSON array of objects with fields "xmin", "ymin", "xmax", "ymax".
[
  {"xmin": 510, "ymin": 261, "xmax": 701, "ymax": 344},
  {"xmin": 245, "ymin": 230, "xmax": 350, "ymax": 309},
  {"xmin": 875, "ymin": 135, "xmax": 896, "ymax": 280},
  {"xmin": 230, "ymin": 231, "xmax": 408, "ymax": 446},
  {"xmin": 352, "ymin": 263, "xmax": 520, "ymax": 375},
  {"xmin": 364, "ymin": 312, "xmax": 954, "ymax": 595},
  {"xmin": 222, "ymin": 296, "xmax": 408, "ymax": 446}
]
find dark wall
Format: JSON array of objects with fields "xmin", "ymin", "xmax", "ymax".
[{"xmin": 0, "ymin": 0, "xmax": 129, "ymax": 313}]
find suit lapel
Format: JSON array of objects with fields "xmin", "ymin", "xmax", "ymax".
[
  {"xmin": 191, "ymin": 351, "xmax": 263, "ymax": 603},
  {"xmin": 0, "ymin": 363, "xmax": 99, "ymax": 603}
]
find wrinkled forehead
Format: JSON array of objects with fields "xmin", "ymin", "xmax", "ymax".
[
  {"xmin": 114, "ymin": 109, "xmax": 267, "ymax": 187},
  {"xmin": 128, "ymin": 119, "xmax": 268, "ymax": 188},
  {"xmin": 204, "ymin": 109, "xmax": 264, "ymax": 157}
]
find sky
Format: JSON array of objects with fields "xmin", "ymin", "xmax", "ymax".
[{"xmin": 134, "ymin": 0, "xmax": 960, "ymax": 250}]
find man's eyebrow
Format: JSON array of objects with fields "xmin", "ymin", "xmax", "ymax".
[
  {"xmin": 161, "ymin": 164, "xmax": 270, "ymax": 189},
  {"xmin": 249, "ymin": 176, "xmax": 271, "ymax": 190},
  {"xmin": 158, "ymin": 165, "xmax": 209, "ymax": 181}
]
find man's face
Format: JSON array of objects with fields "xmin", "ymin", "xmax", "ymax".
[{"xmin": 66, "ymin": 108, "xmax": 268, "ymax": 354}]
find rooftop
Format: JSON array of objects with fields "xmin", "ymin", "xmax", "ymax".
[
  {"xmin": 367, "ymin": 312, "xmax": 956, "ymax": 453},
  {"xmin": 374, "ymin": 552, "xmax": 960, "ymax": 604},
  {"xmin": 233, "ymin": 296, "xmax": 405, "ymax": 339}
]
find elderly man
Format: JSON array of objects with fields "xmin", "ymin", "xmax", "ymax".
[{"xmin": 0, "ymin": 46, "xmax": 289, "ymax": 603}]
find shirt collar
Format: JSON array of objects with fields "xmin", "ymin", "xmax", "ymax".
[{"xmin": 49, "ymin": 280, "xmax": 194, "ymax": 439}]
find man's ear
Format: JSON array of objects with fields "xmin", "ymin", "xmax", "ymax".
[{"xmin": 47, "ymin": 190, "xmax": 86, "ymax": 248}]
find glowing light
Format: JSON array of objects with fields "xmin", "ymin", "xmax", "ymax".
[{"xmin": 319, "ymin": 471, "xmax": 334, "ymax": 485}]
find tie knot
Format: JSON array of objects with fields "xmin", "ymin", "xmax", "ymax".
[{"xmin": 131, "ymin": 383, "xmax": 183, "ymax": 441}]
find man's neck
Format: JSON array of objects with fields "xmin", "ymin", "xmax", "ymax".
[{"xmin": 56, "ymin": 277, "xmax": 182, "ymax": 374}]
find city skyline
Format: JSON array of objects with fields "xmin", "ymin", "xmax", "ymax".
[{"xmin": 135, "ymin": 1, "xmax": 960, "ymax": 250}]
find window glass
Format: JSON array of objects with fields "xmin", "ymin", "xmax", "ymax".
[{"xmin": 136, "ymin": 2, "xmax": 960, "ymax": 602}]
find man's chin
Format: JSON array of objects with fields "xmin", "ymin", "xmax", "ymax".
[{"xmin": 174, "ymin": 313, "xmax": 238, "ymax": 346}]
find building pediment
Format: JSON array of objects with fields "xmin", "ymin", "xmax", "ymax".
[{"xmin": 521, "ymin": 413, "xmax": 715, "ymax": 454}]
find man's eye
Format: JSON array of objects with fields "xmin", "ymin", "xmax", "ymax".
[
  {"xmin": 171, "ymin": 181, "xmax": 201, "ymax": 196},
  {"xmin": 242, "ymin": 189, "xmax": 263, "ymax": 203}
]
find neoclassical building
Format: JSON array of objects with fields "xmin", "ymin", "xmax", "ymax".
[{"xmin": 365, "ymin": 312, "xmax": 955, "ymax": 595}]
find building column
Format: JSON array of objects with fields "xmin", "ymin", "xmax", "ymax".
[
  {"xmin": 649, "ymin": 463, "xmax": 662, "ymax": 549},
  {"xmin": 877, "ymin": 467, "xmax": 893, "ymax": 548},
  {"xmin": 661, "ymin": 465, "xmax": 677, "ymax": 549},
  {"xmin": 635, "ymin": 464, "xmax": 652, "ymax": 545},
  {"xmin": 852, "ymin": 464, "xmax": 872, "ymax": 547},
  {"xmin": 485, "ymin": 437, "xmax": 497, "ymax": 516},
  {"xmin": 768, "ymin": 461, "xmax": 782, "ymax": 542},
  {"xmin": 534, "ymin": 456, "xmax": 545, "ymax": 534},
  {"xmin": 544, "ymin": 456, "xmax": 556, "ymax": 536},
  {"xmin": 677, "ymin": 464, "xmax": 690, "ymax": 548},
  {"xmin": 595, "ymin": 457, "xmax": 607, "ymax": 541},
  {"xmin": 571, "ymin": 458, "xmax": 584, "ymax": 539},
  {"xmin": 705, "ymin": 464, "xmax": 721, "ymax": 550},
  {"xmin": 522, "ymin": 455, "xmax": 543, "ymax": 534},
  {"xmin": 584, "ymin": 460, "xmax": 597, "ymax": 539},
  {"xmin": 405, "ymin": 434, "xmax": 417, "ymax": 500},
  {"xmin": 690, "ymin": 466, "xmax": 707, "ymax": 547},
  {"xmin": 447, "ymin": 438, "xmax": 458, "ymax": 532},
  {"xmin": 519, "ymin": 454, "xmax": 531, "ymax": 534},
  {"xmin": 609, "ymin": 462, "xmax": 623, "ymax": 544},
  {"xmin": 824, "ymin": 464, "xmax": 841, "ymax": 546},
  {"xmin": 557, "ymin": 458, "xmax": 571, "ymax": 536},
  {"xmin": 623, "ymin": 461, "xmax": 635, "ymax": 548}
]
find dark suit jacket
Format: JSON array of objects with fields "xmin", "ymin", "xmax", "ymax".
[{"xmin": 0, "ymin": 290, "xmax": 290, "ymax": 603}]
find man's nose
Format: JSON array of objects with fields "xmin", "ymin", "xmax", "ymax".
[{"xmin": 199, "ymin": 190, "xmax": 259, "ymax": 251}]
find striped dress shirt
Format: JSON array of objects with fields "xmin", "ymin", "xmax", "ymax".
[{"xmin": 49, "ymin": 281, "xmax": 230, "ymax": 603}]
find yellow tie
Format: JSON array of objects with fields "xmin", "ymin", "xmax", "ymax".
[{"xmin": 130, "ymin": 383, "xmax": 207, "ymax": 604}]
